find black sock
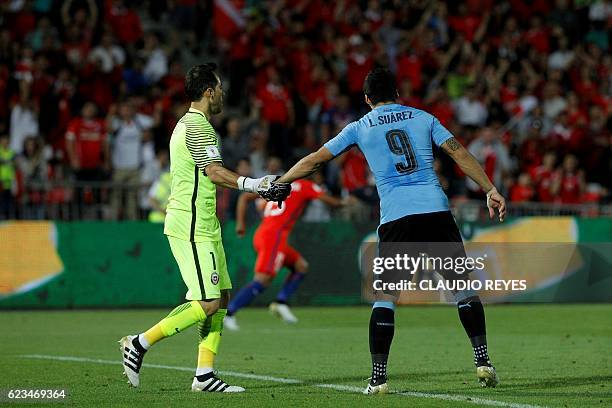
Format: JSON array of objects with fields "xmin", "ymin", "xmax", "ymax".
[
  {"xmin": 369, "ymin": 307, "xmax": 395, "ymax": 383},
  {"xmin": 457, "ymin": 299, "xmax": 490, "ymax": 366}
]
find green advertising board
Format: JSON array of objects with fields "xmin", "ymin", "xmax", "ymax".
[{"xmin": 0, "ymin": 217, "xmax": 610, "ymax": 308}]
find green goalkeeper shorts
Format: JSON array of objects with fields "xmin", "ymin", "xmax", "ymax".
[{"xmin": 167, "ymin": 236, "xmax": 232, "ymax": 300}]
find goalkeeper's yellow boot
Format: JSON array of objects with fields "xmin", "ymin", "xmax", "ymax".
[
  {"xmin": 363, "ymin": 377, "xmax": 389, "ymax": 395},
  {"xmin": 476, "ymin": 365, "xmax": 499, "ymax": 388}
]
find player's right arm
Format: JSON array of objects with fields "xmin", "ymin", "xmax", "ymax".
[
  {"xmin": 204, "ymin": 162, "xmax": 247, "ymax": 189},
  {"xmin": 441, "ymin": 137, "xmax": 506, "ymax": 222},
  {"xmin": 205, "ymin": 162, "xmax": 287, "ymax": 200},
  {"xmin": 184, "ymin": 122, "xmax": 284, "ymax": 197}
]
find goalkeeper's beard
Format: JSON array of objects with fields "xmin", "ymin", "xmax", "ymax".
[{"xmin": 210, "ymin": 101, "xmax": 223, "ymax": 115}]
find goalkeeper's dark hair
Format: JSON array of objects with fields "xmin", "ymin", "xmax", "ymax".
[
  {"xmin": 363, "ymin": 67, "xmax": 398, "ymax": 105},
  {"xmin": 185, "ymin": 63, "xmax": 219, "ymax": 102}
]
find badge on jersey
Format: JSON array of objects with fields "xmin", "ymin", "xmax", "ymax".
[
  {"xmin": 211, "ymin": 272, "xmax": 219, "ymax": 285},
  {"xmin": 205, "ymin": 145, "xmax": 221, "ymax": 159}
]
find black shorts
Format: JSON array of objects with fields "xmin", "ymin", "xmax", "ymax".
[
  {"xmin": 378, "ymin": 210, "xmax": 462, "ymax": 243},
  {"xmin": 377, "ymin": 211, "xmax": 468, "ymax": 282}
]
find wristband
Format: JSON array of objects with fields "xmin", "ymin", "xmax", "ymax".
[{"xmin": 237, "ymin": 176, "xmax": 258, "ymax": 193}]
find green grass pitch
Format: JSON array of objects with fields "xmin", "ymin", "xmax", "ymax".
[{"xmin": 1, "ymin": 305, "xmax": 610, "ymax": 407}]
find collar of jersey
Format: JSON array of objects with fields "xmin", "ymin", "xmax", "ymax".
[
  {"xmin": 372, "ymin": 103, "xmax": 400, "ymax": 111},
  {"xmin": 188, "ymin": 107, "xmax": 206, "ymax": 117}
]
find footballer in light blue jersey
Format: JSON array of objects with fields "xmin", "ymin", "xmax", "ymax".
[
  {"xmin": 277, "ymin": 67, "xmax": 506, "ymax": 394},
  {"xmin": 324, "ymin": 103, "xmax": 453, "ymax": 224}
]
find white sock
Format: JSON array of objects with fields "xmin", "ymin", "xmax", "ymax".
[
  {"xmin": 196, "ymin": 367, "xmax": 213, "ymax": 377},
  {"xmin": 138, "ymin": 334, "xmax": 150, "ymax": 350}
]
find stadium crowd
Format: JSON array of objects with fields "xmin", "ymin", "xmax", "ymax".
[{"xmin": 0, "ymin": 0, "xmax": 610, "ymax": 220}]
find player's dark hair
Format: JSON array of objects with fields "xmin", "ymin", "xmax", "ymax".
[
  {"xmin": 363, "ymin": 67, "xmax": 398, "ymax": 105},
  {"xmin": 185, "ymin": 63, "xmax": 219, "ymax": 102}
]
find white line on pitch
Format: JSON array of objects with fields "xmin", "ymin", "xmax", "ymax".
[{"xmin": 20, "ymin": 354, "xmax": 544, "ymax": 408}]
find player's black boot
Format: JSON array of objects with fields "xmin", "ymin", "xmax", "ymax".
[{"xmin": 364, "ymin": 370, "xmax": 389, "ymax": 395}]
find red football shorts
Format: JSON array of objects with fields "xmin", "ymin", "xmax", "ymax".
[{"xmin": 253, "ymin": 228, "xmax": 300, "ymax": 276}]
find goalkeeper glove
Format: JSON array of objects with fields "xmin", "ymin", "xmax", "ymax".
[{"xmin": 237, "ymin": 175, "xmax": 292, "ymax": 204}]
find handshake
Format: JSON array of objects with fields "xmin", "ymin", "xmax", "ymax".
[{"xmin": 238, "ymin": 175, "xmax": 292, "ymax": 203}]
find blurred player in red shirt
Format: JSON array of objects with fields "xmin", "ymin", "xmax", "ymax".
[{"xmin": 225, "ymin": 176, "xmax": 343, "ymax": 330}]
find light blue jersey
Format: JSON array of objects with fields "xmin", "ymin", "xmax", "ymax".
[{"xmin": 324, "ymin": 103, "xmax": 453, "ymax": 224}]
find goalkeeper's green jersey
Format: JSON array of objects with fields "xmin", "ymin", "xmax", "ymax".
[{"xmin": 164, "ymin": 107, "xmax": 223, "ymax": 242}]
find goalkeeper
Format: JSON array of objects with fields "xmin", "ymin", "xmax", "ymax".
[{"xmin": 119, "ymin": 63, "xmax": 290, "ymax": 393}]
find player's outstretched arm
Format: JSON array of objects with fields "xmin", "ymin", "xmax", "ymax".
[
  {"xmin": 441, "ymin": 137, "xmax": 506, "ymax": 222},
  {"xmin": 277, "ymin": 147, "xmax": 335, "ymax": 184}
]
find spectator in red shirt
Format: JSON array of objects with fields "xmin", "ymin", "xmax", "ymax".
[
  {"xmin": 523, "ymin": 15, "xmax": 550, "ymax": 54},
  {"xmin": 10, "ymin": 0, "xmax": 37, "ymax": 40},
  {"xmin": 396, "ymin": 48, "xmax": 422, "ymax": 92},
  {"xmin": 78, "ymin": 52, "xmax": 123, "ymax": 112},
  {"xmin": 397, "ymin": 79, "xmax": 423, "ymax": 109},
  {"xmin": 346, "ymin": 36, "xmax": 374, "ymax": 99},
  {"xmin": 160, "ymin": 61, "xmax": 185, "ymax": 99},
  {"xmin": 61, "ymin": 0, "xmax": 97, "ymax": 50},
  {"xmin": 63, "ymin": 25, "xmax": 91, "ymax": 68},
  {"xmin": 105, "ymin": 0, "xmax": 143, "ymax": 45},
  {"xmin": 448, "ymin": 4, "xmax": 482, "ymax": 42},
  {"xmin": 66, "ymin": 101, "xmax": 109, "ymax": 172},
  {"xmin": 551, "ymin": 154, "xmax": 585, "ymax": 204},
  {"xmin": 65, "ymin": 102, "xmax": 110, "ymax": 218},
  {"xmin": 256, "ymin": 68, "xmax": 293, "ymax": 126},
  {"xmin": 530, "ymin": 151, "xmax": 557, "ymax": 202},
  {"xmin": 255, "ymin": 68, "xmax": 294, "ymax": 163},
  {"xmin": 337, "ymin": 147, "xmax": 378, "ymax": 221},
  {"xmin": 548, "ymin": 111, "xmax": 585, "ymax": 154},
  {"xmin": 340, "ymin": 148, "xmax": 368, "ymax": 194},
  {"xmin": 426, "ymin": 88, "xmax": 454, "ymax": 127},
  {"xmin": 510, "ymin": 173, "xmax": 535, "ymax": 202}
]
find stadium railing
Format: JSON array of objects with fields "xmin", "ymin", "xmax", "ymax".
[
  {"xmin": 451, "ymin": 200, "xmax": 611, "ymax": 222},
  {"xmin": 2, "ymin": 182, "xmax": 610, "ymax": 221}
]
